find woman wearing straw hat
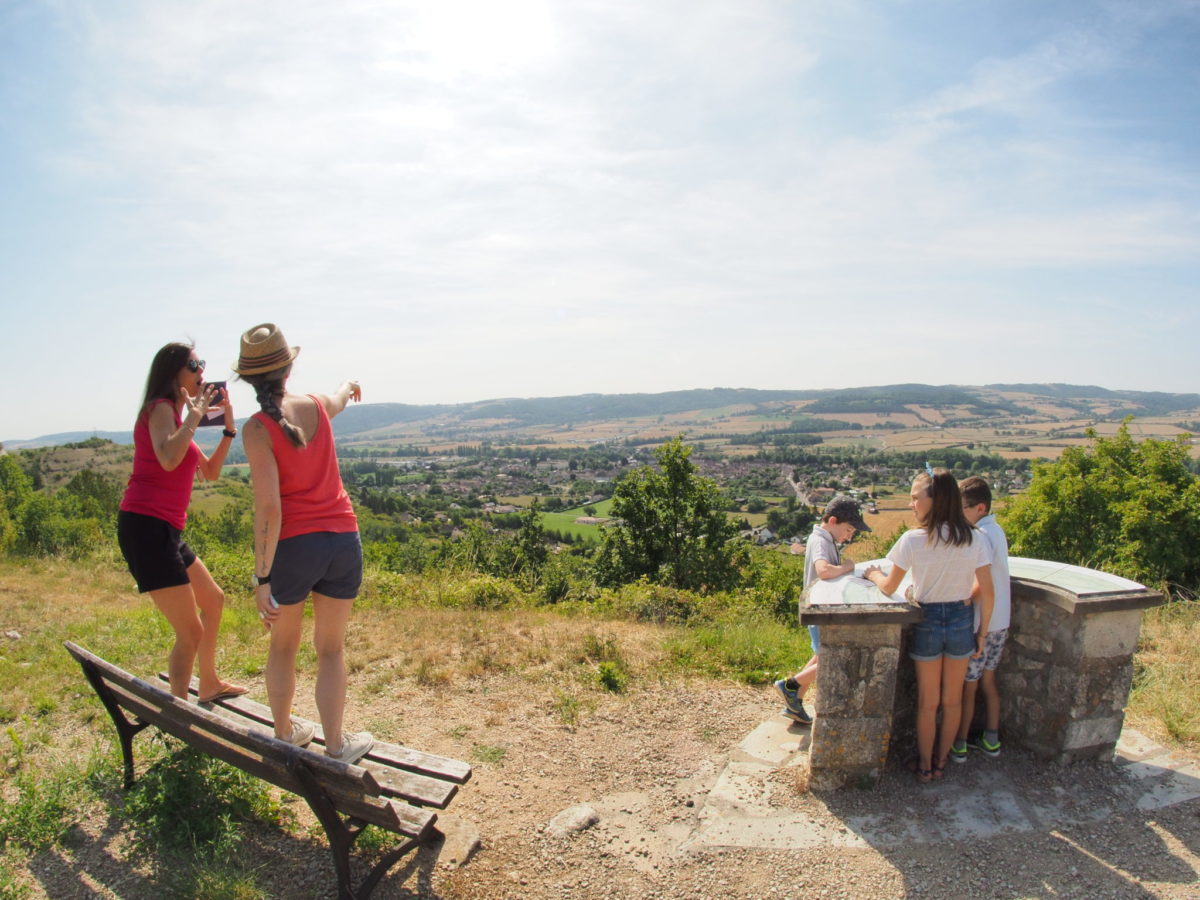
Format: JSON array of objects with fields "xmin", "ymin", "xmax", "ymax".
[
  {"xmin": 235, "ymin": 323, "xmax": 373, "ymax": 764},
  {"xmin": 117, "ymin": 342, "xmax": 247, "ymax": 703}
]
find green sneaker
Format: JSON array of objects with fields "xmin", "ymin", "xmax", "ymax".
[
  {"xmin": 967, "ymin": 734, "xmax": 1001, "ymax": 757},
  {"xmin": 948, "ymin": 738, "xmax": 969, "ymax": 763}
]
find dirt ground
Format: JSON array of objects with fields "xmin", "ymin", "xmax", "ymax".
[{"xmin": 16, "ymin": 671, "xmax": 1200, "ymax": 900}]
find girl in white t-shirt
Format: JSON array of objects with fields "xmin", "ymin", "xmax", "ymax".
[{"xmin": 865, "ymin": 469, "xmax": 994, "ymax": 783}]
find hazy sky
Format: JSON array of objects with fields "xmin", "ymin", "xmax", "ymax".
[{"xmin": 3, "ymin": 0, "xmax": 1199, "ymax": 440}]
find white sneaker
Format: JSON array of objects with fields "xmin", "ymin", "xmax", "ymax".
[
  {"xmin": 326, "ymin": 731, "xmax": 374, "ymax": 765},
  {"xmin": 279, "ymin": 719, "xmax": 315, "ymax": 748}
]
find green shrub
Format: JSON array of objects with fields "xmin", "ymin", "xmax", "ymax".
[
  {"xmin": 15, "ymin": 495, "xmax": 104, "ymax": 558},
  {"xmin": 594, "ymin": 579, "xmax": 698, "ymax": 624},
  {"xmin": 460, "ymin": 575, "xmax": 524, "ymax": 610},
  {"xmin": 596, "ymin": 661, "xmax": 628, "ymax": 693}
]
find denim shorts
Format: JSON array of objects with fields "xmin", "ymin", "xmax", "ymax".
[
  {"xmin": 909, "ymin": 601, "xmax": 975, "ymax": 661},
  {"xmin": 807, "ymin": 624, "xmax": 821, "ymax": 655},
  {"xmin": 270, "ymin": 531, "xmax": 363, "ymax": 606}
]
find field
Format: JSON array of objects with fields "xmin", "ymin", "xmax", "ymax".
[{"xmin": 539, "ymin": 499, "xmax": 614, "ymax": 541}]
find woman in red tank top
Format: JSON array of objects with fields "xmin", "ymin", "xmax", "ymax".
[
  {"xmin": 237, "ymin": 323, "xmax": 373, "ymax": 765},
  {"xmin": 116, "ymin": 342, "xmax": 247, "ymax": 703}
]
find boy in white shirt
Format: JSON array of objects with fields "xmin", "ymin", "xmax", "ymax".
[
  {"xmin": 774, "ymin": 496, "xmax": 869, "ymax": 724},
  {"xmin": 950, "ymin": 476, "xmax": 1010, "ymax": 760}
]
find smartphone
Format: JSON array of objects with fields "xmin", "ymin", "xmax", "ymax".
[{"xmin": 200, "ymin": 381, "xmax": 227, "ymax": 427}]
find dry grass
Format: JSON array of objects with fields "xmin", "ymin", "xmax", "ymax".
[
  {"xmin": 2, "ymin": 554, "xmax": 1196, "ymax": 764},
  {"xmin": 1127, "ymin": 597, "xmax": 1200, "ymax": 752},
  {"xmin": 348, "ymin": 604, "xmax": 664, "ymax": 690}
]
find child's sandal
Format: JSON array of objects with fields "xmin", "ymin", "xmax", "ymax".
[{"xmin": 931, "ymin": 758, "xmax": 947, "ymax": 781}]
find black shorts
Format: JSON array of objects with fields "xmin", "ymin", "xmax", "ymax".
[{"xmin": 117, "ymin": 510, "xmax": 197, "ymax": 593}]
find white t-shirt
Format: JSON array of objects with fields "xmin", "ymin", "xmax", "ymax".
[
  {"xmin": 887, "ymin": 526, "xmax": 991, "ymax": 605},
  {"xmin": 973, "ymin": 514, "xmax": 1011, "ymax": 632}
]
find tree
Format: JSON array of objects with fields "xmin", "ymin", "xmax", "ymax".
[
  {"xmin": 1001, "ymin": 423, "xmax": 1200, "ymax": 587},
  {"xmin": 512, "ymin": 502, "xmax": 549, "ymax": 587},
  {"xmin": 596, "ymin": 437, "xmax": 744, "ymax": 592},
  {"xmin": 0, "ymin": 455, "xmax": 32, "ymax": 517}
]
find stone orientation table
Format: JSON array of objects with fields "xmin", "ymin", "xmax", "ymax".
[{"xmin": 798, "ymin": 558, "xmax": 1164, "ymax": 791}]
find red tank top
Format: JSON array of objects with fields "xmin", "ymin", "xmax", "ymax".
[
  {"xmin": 120, "ymin": 399, "xmax": 200, "ymax": 530},
  {"xmin": 254, "ymin": 396, "xmax": 357, "ymax": 540}
]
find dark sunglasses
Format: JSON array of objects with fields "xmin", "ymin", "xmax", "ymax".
[{"xmin": 185, "ymin": 359, "xmax": 206, "ymax": 372}]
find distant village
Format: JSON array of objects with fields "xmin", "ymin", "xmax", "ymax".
[{"xmin": 338, "ymin": 443, "xmax": 1032, "ymax": 548}]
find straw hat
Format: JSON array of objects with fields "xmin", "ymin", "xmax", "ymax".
[{"xmin": 232, "ymin": 323, "xmax": 301, "ymax": 376}]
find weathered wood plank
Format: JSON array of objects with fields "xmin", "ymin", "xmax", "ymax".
[
  {"xmin": 66, "ymin": 644, "xmax": 382, "ymax": 798},
  {"xmin": 68, "ymin": 641, "xmax": 462, "ymax": 898},
  {"xmin": 167, "ymin": 673, "xmax": 473, "ymax": 785}
]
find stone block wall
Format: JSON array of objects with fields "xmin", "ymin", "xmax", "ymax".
[
  {"xmin": 1000, "ymin": 584, "xmax": 1151, "ymax": 764},
  {"xmin": 802, "ymin": 572, "xmax": 1162, "ymax": 790},
  {"xmin": 801, "ymin": 613, "xmax": 917, "ymax": 791}
]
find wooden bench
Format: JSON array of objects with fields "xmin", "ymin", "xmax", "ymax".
[{"xmin": 65, "ymin": 641, "xmax": 473, "ymax": 899}]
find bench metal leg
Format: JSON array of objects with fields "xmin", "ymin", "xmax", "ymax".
[
  {"xmin": 287, "ymin": 753, "xmax": 424, "ymax": 900},
  {"xmin": 77, "ymin": 658, "xmax": 151, "ymax": 789},
  {"xmin": 357, "ymin": 836, "xmax": 419, "ymax": 899}
]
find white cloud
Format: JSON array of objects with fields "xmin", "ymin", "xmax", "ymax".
[{"xmin": 2, "ymin": 0, "xmax": 1198, "ymax": 438}]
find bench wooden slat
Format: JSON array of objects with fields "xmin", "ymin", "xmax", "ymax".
[
  {"xmin": 360, "ymin": 760, "xmax": 459, "ymax": 809},
  {"xmin": 67, "ymin": 645, "xmax": 383, "ymax": 799},
  {"xmin": 167, "ymin": 674, "xmax": 473, "ymax": 785},
  {"xmin": 84, "ymin": 679, "xmax": 436, "ymax": 838},
  {"xmin": 321, "ymin": 786, "xmax": 438, "ymax": 839},
  {"xmin": 153, "ymin": 677, "xmax": 461, "ymax": 808},
  {"xmin": 69, "ymin": 642, "xmax": 468, "ymax": 899}
]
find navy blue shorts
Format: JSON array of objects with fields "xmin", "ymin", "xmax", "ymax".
[
  {"xmin": 117, "ymin": 510, "xmax": 198, "ymax": 593},
  {"xmin": 909, "ymin": 601, "xmax": 975, "ymax": 661},
  {"xmin": 270, "ymin": 531, "xmax": 363, "ymax": 606}
]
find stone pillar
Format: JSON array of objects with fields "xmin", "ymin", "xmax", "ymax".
[
  {"xmin": 1000, "ymin": 579, "xmax": 1163, "ymax": 764},
  {"xmin": 798, "ymin": 604, "xmax": 920, "ymax": 791}
]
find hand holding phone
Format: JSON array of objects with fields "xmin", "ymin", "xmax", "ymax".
[{"xmin": 199, "ymin": 381, "xmax": 228, "ymax": 426}]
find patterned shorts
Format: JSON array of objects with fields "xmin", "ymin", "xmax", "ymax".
[{"xmin": 965, "ymin": 628, "xmax": 1008, "ymax": 682}]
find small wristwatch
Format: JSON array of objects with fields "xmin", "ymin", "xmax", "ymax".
[{"xmin": 252, "ymin": 573, "xmax": 272, "ymax": 588}]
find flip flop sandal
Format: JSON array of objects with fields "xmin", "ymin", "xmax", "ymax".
[
  {"xmin": 199, "ymin": 684, "xmax": 249, "ymax": 704},
  {"xmin": 931, "ymin": 758, "xmax": 947, "ymax": 781}
]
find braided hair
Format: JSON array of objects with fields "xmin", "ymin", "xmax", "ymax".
[{"xmin": 241, "ymin": 365, "xmax": 306, "ymax": 448}]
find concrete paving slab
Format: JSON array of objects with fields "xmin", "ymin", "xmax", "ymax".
[
  {"xmin": 684, "ymin": 720, "xmax": 1200, "ymax": 855},
  {"xmin": 729, "ymin": 715, "xmax": 808, "ymax": 767},
  {"xmin": 1116, "ymin": 728, "xmax": 1167, "ymax": 762}
]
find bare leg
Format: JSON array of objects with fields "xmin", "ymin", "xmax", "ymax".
[
  {"xmin": 913, "ymin": 657, "xmax": 943, "ymax": 771},
  {"xmin": 979, "ymin": 668, "xmax": 1001, "ymax": 732},
  {"xmin": 266, "ymin": 601, "xmax": 306, "ymax": 739},
  {"xmin": 186, "ymin": 557, "xmax": 243, "ymax": 699},
  {"xmin": 794, "ymin": 653, "xmax": 819, "ymax": 698},
  {"xmin": 149, "ymin": 583, "xmax": 204, "ymax": 698},
  {"xmin": 957, "ymin": 678, "xmax": 980, "ymax": 742},
  {"xmin": 937, "ymin": 656, "xmax": 971, "ymax": 765},
  {"xmin": 311, "ymin": 593, "xmax": 354, "ymax": 755}
]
